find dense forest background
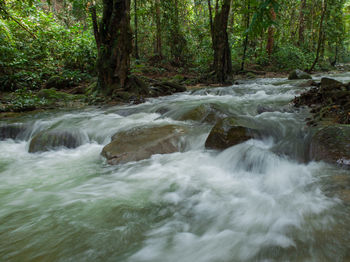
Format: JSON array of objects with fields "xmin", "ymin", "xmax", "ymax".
[{"xmin": 0, "ymin": 0, "xmax": 350, "ymax": 94}]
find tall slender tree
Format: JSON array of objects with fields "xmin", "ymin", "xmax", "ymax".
[{"xmin": 298, "ymin": 0, "xmax": 306, "ymax": 46}]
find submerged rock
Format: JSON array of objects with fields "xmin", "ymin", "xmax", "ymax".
[
  {"xmin": 256, "ymin": 105, "xmax": 294, "ymax": 114},
  {"xmin": 205, "ymin": 117, "xmax": 256, "ymax": 150},
  {"xmin": 297, "ymin": 80, "xmax": 319, "ymax": 88},
  {"xmin": 29, "ymin": 129, "xmax": 84, "ymax": 153},
  {"xmin": 101, "ymin": 125, "xmax": 186, "ymax": 165},
  {"xmin": 0, "ymin": 124, "xmax": 27, "ymax": 140},
  {"xmin": 178, "ymin": 103, "xmax": 227, "ymax": 123},
  {"xmin": 309, "ymin": 125, "xmax": 350, "ymax": 166},
  {"xmin": 288, "ymin": 69, "xmax": 312, "ymax": 80}
]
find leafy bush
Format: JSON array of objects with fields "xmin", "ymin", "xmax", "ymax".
[
  {"xmin": 271, "ymin": 45, "xmax": 312, "ymax": 71},
  {"xmin": 0, "ymin": 7, "xmax": 96, "ymax": 92}
]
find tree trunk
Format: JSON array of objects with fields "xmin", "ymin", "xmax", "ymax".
[
  {"xmin": 298, "ymin": 0, "xmax": 306, "ymax": 46},
  {"xmin": 93, "ymin": 0, "xmax": 133, "ymax": 95},
  {"xmin": 308, "ymin": 0, "xmax": 327, "ymax": 72},
  {"xmin": 266, "ymin": 7, "xmax": 276, "ymax": 57},
  {"xmin": 207, "ymin": 0, "xmax": 213, "ymax": 39},
  {"xmin": 134, "ymin": 0, "xmax": 139, "ymax": 59},
  {"xmin": 241, "ymin": 0, "xmax": 250, "ymax": 71},
  {"xmin": 155, "ymin": 0, "xmax": 162, "ymax": 58},
  {"xmin": 212, "ymin": 0, "xmax": 232, "ymax": 83}
]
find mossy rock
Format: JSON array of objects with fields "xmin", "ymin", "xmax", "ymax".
[
  {"xmin": 151, "ymin": 81, "xmax": 187, "ymax": 97},
  {"xmin": 86, "ymin": 81, "xmax": 98, "ymax": 95},
  {"xmin": 45, "ymin": 76, "xmax": 73, "ymax": 90},
  {"xmin": 309, "ymin": 125, "xmax": 350, "ymax": 166},
  {"xmin": 246, "ymin": 72, "xmax": 256, "ymax": 79},
  {"xmin": 205, "ymin": 117, "xmax": 256, "ymax": 150},
  {"xmin": 288, "ymin": 69, "xmax": 312, "ymax": 80},
  {"xmin": 28, "ymin": 129, "xmax": 84, "ymax": 153},
  {"xmin": 320, "ymin": 77, "xmax": 344, "ymax": 91},
  {"xmin": 101, "ymin": 125, "xmax": 187, "ymax": 165},
  {"xmin": 178, "ymin": 103, "xmax": 227, "ymax": 124},
  {"xmin": 37, "ymin": 89, "xmax": 75, "ymax": 101}
]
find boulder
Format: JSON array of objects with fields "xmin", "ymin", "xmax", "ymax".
[
  {"xmin": 101, "ymin": 125, "xmax": 186, "ymax": 165},
  {"xmin": 288, "ymin": 69, "xmax": 312, "ymax": 80},
  {"xmin": 309, "ymin": 125, "xmax": 350, "ymax": 166},
  {"xmin": 45, "ymin": 76, "xmax": 73, "ymax": 90},
  {"xmin": 320, "ymin": 77, "xmax": 344, "ymax": 91},
  {"xmin": 178, "ymin": 103, "xmax": 227, "ymax": 124},
  {"xmin": 29, "ymin": 129, "xmax": 84, "ymax": 153},
  {"xmin": 150, "ymin": 81, "xmax": 186, "ymax": 97},
  {"xmin": 37, "ymin": 89, "xmax": 74, "ymax": 101},
  {"xmin": 0, "ymin": 124, "xmax": 27, "ymax": 140},
  {"xmin": 205, "ymin": 117, "xmax": 256, "ymax": 150}
]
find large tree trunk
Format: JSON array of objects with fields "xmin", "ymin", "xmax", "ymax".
[
  {"xmin": 91, "ymin": 0, "xmax": 133, "ymax": 95},
  {"xmin": 212, "ymin": 0, "xmax": 232, "ymax": 83},
  {"xmin": 298, "ymin": 0, "xmax": 306, "ymax": 46}
]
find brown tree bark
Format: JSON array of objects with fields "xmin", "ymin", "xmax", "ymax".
[
  {"xmin": 298, "ymin": 0, "xmax": 306, "ymax": 46},
  {"xmin": 92, "ymin": 0, "xmax": 133, "ymax": 95},
  {"xmin": 212, "ymin": 0, "xmax": 232, "ymax": 83},
  {"xmin": 266, "ymin": 7, "xmax": 276, "ymax": 57}
]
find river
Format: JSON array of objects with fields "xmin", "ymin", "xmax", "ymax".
[{"xmin": 1, "ymin": 74, "xmax": 350, "ymax": 261}]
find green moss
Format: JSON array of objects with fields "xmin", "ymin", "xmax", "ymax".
[{"xmin": 37, "ymin": 89, "xmax": 75, "ymax": 101}]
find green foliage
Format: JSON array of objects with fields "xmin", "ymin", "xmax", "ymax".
[
  {"xmin": 0, "ymin": 2, "xmax": 96, "ymax": 92},
  {"xmin": 11, "ymin": 88, "xmax": 48, "ymax": 110},
  {"xmin": 271, "ymin": 45, "xmax": 313, "ymax": 71}
]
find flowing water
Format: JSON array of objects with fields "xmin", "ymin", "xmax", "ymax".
[{"xmin": 1, "ymin": 75, "xmax": 350, "ymax": 262}]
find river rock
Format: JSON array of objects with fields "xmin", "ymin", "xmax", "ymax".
[
  {"xmin": 29, "ymin": 129, "xmax": 84, "ymax": 153},
  {"xmin": 101, "ymin": 125, "xmax": 186, "ymax": 165},
  {"xmin": 320, "ymin": 77, "xmax": 345, "ymax": 91},
  {"xmin": 205, "ymin": 117, "xmax": 256, "ymax": 150},
  {"xmin": 178, "ymin": 103, "xmax": 227, "ymax": 123},
  {"xmin": 309, "ymin": 125, "xmax": 350, "ymax": 166},
  {"xmin": 150, "ymin": 81, "xmax": 186, "ymax": 97},
  {"xmin": 45, "ymin": 76, "xmax": 73, "ymax": 90},
  {"xmin": 288, "ymin": 69, "xmax": 312, "ymax": 80},
  {"xmin": 0, "ymin": 124, "xmax": 27, "ymax": 140}
]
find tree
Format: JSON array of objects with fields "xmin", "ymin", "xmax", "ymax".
[
  {"xmin": 90, "ymin": 0, "xmax": 143, "ymax": 95},
  {"xmin": 134, "ymin": 0, "xmax": 139, "ymax": 59},
  {"xmin": 298, "ymin": 0, "xmax": 306, "ymax": 46},
  {"xmin": 212, "ymin": 0, "xmax": 232, "ymax": 83},
  {"xmin": 241, "ymin": 0, "xmax": 251, "ymax": 71},
  {"xmin": 154, "ymin": 0, "xmax": 162, "ymax": 58},
  {"xmin": 266, "ymin": 5, "xmax": 276, "ymax": 56},
  {"xmin": 308, "ymin": 0, "xmax": 327, "ymax": 72}
]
